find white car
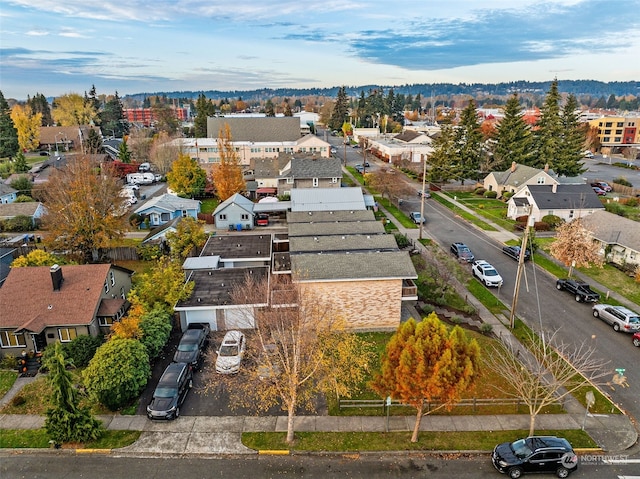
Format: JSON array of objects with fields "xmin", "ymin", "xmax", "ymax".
[
  {"xmin": 472, "ymin": 260, "xmax": 503, "ymax": 287},
  {"xmin": 125, "ymin": 183, "xmax": 140, "ymax": 190},
  {"xmin": 215, "ymin": 330, "xmax": 246, "ymax": 374}
]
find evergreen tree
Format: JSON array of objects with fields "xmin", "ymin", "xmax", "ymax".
[
  {"xmin": 329, "ymin": 86, "xmax": 349, "ymax": 131},
  {"xmin": 194, "ymin": 94, "xmax": 214, "ymax": 138},
  {"xmin": 84, "ymin": 128, "xmax": 102, "ymax": 154},
  {"xmin": 492, "ymin": 94, "xmax": 534, "ymax": 170},
  {"xmin": 12, "ymin": 151, "xmax": 29, "ymax": 173},
  {"xmin": 428, "ymin": 124, "xmax": 457, "ymax": 183},
  {"xmin": 0, "ymin": 90, "xmax": 19, "ymax": 158},
  {"xmin": 27, "ymin": 93, "xmax": 53, "ymax": 126},
  {"xmin": 118, "ymin": 139, "xmax": 131, "ymax": 163},
  {"xmin": 283, "ymin": 98, "xmax": 293, "ymax": 117},
  {"xmin": 264, "ymin": 99, "xmax": 276, "ymax": 117},
  {"xmin": 85, "ymin": 85, "xmax": 101, "ymax": 121},
  {"xmin": 454, "ymin": 100, "xmax": 484, "ymax": 182},
  {"xmin": 606, "ymin": 94, "xmax": 618, "ymax": 109},
  {"xmin": 534, "ymin": 79, "xmax": 563, "ymax": 169},
  {"xmin": 99, "ymin": 92, "xmax": 129, "ymax": 138},
  {"xmin": 555, "ymin": 94, "xmax": 587, "ymax": 177}
]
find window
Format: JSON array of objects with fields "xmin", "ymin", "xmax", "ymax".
[
  {"xmin": 120, "ymin": 287, "xmax": 125, "ymax": 299},
  {"xmin": 331, "ymin": 177, "xmax": 338, "ymax": 183},
  {"xmin": 0, "ymin": 331, "xmax": 26, "ymax": 348},
  {"xmin": 287, "ymin": 178, "xmax": 294, "ymax": 184},
  {"xmin": 58, "ymin": 328, "xmax": 77, "ymax": 342},
  {"xmin": 537, "ymin": 176, "xmax": 545, "ymax": 184},
  {"xmin": 241, "ymin": 214, "xmax": 249, "ymax": 220},
  {"xmin": 312, "ymin": 178, "xmax": 319, "ymax": 187},
  {"xmin": 181, "ymin": 210, "xmax": 188, "ymax": 218},
  {"xmin": 569, "ymin": 210, "xmax": 574, "ymax": 219},
  {"xmin": 104, "ymin": 280, "xmax": 109, "ymax": 293},
  {"xmin": 604, "ymin": 129, "xmax": 611, "ymax": 135},
  {"xmin": 99, "ymin": 317, "xmax": 114, "ymax": 327},
  {"xmin": 219, "ymin": 214, "xmax": 227, "ymax": 220},
  {"xmin": 615, "ymin": 137, "xmax": 621, "ymax": 142},
  {"xmin": 615, "ymin": 130, "xmax": 623, "ymax": 135},
  {"xmin": 617, "ymin": 122, "xmax": 624, "ymax": 127},
  {"xmin": 605, "ymin": 122, "xmax": 612, "ymax": 127},
  {"xmin": 110, "ymin": 270, "xmax": 115, "ymax": 286},
  {"xmin": 548, "ymin": 210, "xmax": 554, "ymax": 216},
  {"xmin": 603, "ymin": 137, "xmax": 610, "ymax": 142}
]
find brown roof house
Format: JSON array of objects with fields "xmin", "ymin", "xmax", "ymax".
[{"xmin": 0, "ymin": 263, "xmax": 133, "ymax": 358}]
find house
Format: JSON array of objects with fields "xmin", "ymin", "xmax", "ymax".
[
  {"xmin": 0, "ymin": 184, "xmax": 18, "ymax": 204},
  {"xmin": 483, "ymin": 162, "xmax": 562, "ymax": 198},
  {"xmin": 38, "ymin": 126, "xmax": 101, "ymax": 153},
  {"xmin": 134, "ymin": 193, "xmax": 201, "ymax": 227},
  {"xmin": 0, "ymin": 247, "xmax": 18, "ymax": 287},
  {"xmin": 506, "ymin": 184, "xmax": 605, "ymax": 222},
  {"xmin": 579, "ymin": 210, "xmax": 640, "ymax": 269},
  {"xmin": 367, "ymin": 131, "xmax": 434, "ymax": 164},
  {"xmin": 289, "ymin": 187, "xmax": 367, "ymax": 212},
  {"xmin": 277, "ymin": 157, "xmax": 343, "ymax": 194},
  {"xmin": 0, "ymin": 202, "xmax": 46, "ymax": 228},
  {"xmin": 213, "ymin": 193, "xmax": 256, "ymax": 231},
  {"xmin": 0, "ymin": 264, "xmax": 133, "ymax": 358}
]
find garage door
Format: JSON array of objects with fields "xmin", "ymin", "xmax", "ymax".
[{"xmin": 224, "ymin": 308, "xmax": 255, "ymax": 330}]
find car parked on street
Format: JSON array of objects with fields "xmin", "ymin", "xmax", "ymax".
[
  {"xmin": 502, "ymin": 245, "xmax": 531, "ymax": 262},
  {"xmin": 555, "ymin": 279, "xmax": 600, "ymax": 303},
  {"xmin": 592, "ymin": 186, "xmax": 607, "ymax": 196},
  {"xmin": 409, "ymin": 211, "xmax": 426, "ymax": 224},
  {"xmin": 633, "ymin": 331, "xmax": 640, "ymax": 347},
  {"xmin": 354, "ymin": 164, "xmax": 365, "ymax": 173},
  {"xmin": 417, "ymin": 189, "xmax": 431, "ymax": 198},
  {"xmin": 492, "ymin": 436, "xmax": 578, "ymax": 478},
  {"xmin": 215, "ymin": 330, "xmax": 246, "ymax": 374},
  {"xmin": 472, "ymin": 260, "xmax": 503, "ymax": 287},
  {"xmin": 173, "ymin": 323, "xmax": 210, "ymax": 369},
  {"xmin": 450, "ymin": 242, "xmax": 474, "ymax": 262},
  {"xmin": 146, "ymin": 362, "xmax": 193, "ymax": 420},
  {"xmin": 590, "ymin": 181, "xmax": 612, "ymax": 192},
  {"xmin": 592, "ymin": 304, "xmax": 640, "ymax": 333}
]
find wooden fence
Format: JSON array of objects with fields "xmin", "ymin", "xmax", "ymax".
[{"xmin": 102, "ymin": 246, "xmax": 139, "ymax": 261}]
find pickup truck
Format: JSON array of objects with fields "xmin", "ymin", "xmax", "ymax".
[{"xmin": 555, "ymin": 278, "xmax": 600, "ymax": 303}]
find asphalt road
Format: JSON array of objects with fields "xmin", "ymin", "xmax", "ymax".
[{"xmin": 3, "ymin": 453, "xmax": 639, "ymax": 479}]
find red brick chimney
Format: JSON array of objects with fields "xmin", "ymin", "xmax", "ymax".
[{"xmin": 544, "ymin": 163, "xmax": 549, "ymax": 172}]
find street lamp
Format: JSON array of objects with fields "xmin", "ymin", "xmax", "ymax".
[{"xmin": 54, "ymin": 132, "xmax": 63, "ymax": 154}]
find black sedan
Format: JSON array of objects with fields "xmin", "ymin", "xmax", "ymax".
[{"xmin": 502, "ymin": 245, "xmax": 531, "ymax": 261}]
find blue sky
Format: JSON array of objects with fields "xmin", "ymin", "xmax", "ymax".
[{"xmin": 1, "ymin": 0, "xmax": 639, "ymax": 100}]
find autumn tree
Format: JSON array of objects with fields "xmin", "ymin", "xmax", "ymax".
[
  {"xmin": 165, "ymin": 216, "xmax": 207, "ymax": 260},
  {"xmin": 127, "ymin": 128, "xmax": 153, "ymax": 162},
  {"xmin": 43, "ymin": 342, "xmax": 104, "ymax": 444},
  {"xmin": 0, "ymin": 91, "xmax": 19, "ymax": 158},
  {"xmin": 149, "ymin": 131, "xmax": 179, "ymax": 174},
  {"xmin": 492, "ymin": 94, "xmax": 534, "ymax": 170},
  {"xmin": 283, "ymin": 98, "xmax": 293, "ymax": 117},
  {"xmin": 264, "ymin": 99, "xmax": 276, "ymax": 117},
  {"xmin": 40, "ymin": 155, "xmax": 128, "ymax": 263},
  {"xmin": 152, "ymin": 103, "xmax": 179, "ymax": 134},
  {"xmin": 11, "ymin": 249, "xmax": 70, "ymax": 267},
  {"xmin": 52, "ymin": 93, "xmax": 98, "ymax": 126},
  {"xmin": 549, "ymin": 219, "xmax": 604, "ymax": 277},
  {"xmin": 10, "ymin": 104, "xmax": 42, "ymax": 152},
  {"xmin": 365, "ymin": 168, "xmax": 414, "ymax": 205},
  {"xmin": 485, "ymin": 330, "xmax": 608, "ymax": 436},
  {"xmin": 166, "ymin": 152, "xmax": 207, "ymax": 197},
  {"xmin": 210, "ymin": 124, "xmax": 245, "ymax": 201},
  {"xmin": 371, "ymin": 314, "xmax": 481, "ymax": 443},
  {"xmin": 128, "ymin": 257, "xmax": 194, "ymax": 311},
  {"xmin": 206, "ymin": 273, "xmax": 372, "ymax": 444}
]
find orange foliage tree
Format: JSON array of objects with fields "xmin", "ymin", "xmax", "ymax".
[
  {"xmin": 210, "ymin": 124, "xmax": 245, "ymax": 201},
  {"xmin": 549, "ymin": 219, "xmax": 604, "ymax": 277}
]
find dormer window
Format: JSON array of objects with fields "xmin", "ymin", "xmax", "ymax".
[{"xmin": 537, "ymin": 177, "xmax": 545, "ymax": 184}]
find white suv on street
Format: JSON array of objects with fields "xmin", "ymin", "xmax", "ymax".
[
  {"xmin": 472, "ymin": 260, "xmax": 503, "ymax": 288},
  {"xmin": 592, "ymin": 305, "xmax": 640, "ymax": 333}
]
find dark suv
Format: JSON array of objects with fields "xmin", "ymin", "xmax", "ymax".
[
  {"xmin": 146, "ymin": 362, "xmax": 193, "ymax": 420},
  {"xmin": 450, "ymin": 242, "xmax": 474, "ymax": 262},
  {"xmin": 492, "ymin": 436, "xmax": 578, "ymax": 478},
  {"xmin": 173, "ymin": 323, "xmax": 210, "ymax": 369}
]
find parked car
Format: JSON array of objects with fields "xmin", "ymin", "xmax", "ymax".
[
  {"xmin": 592, "ymin": 304, "xmax": 640, "ymax": 333},
  {"xmin": 502, "ymin": 245, "xmax": 531, "ymax": 262},
  {"xmin": 173, "ymin": 323, "xmax": 210, "ymax": 369},
  {"xmin": 146, "ymin": 362, "xmax": 193, "ymax": 420},
  {"xmin": 555, "ymin": 279, "xmax": 600, "ymax": 303},
  {"xmin": 633, "ymin": 331, "xmax": 640, "ymax": 347},
  {"xmin": 138, "ymin": 162, "xmax": 151, "ymax": 172},
  {"xmin": 592, "ymin": 186, "xmax": 607, "ymax": 196},
  {"xmin": 409, "ymin": 211, "xmax": 426, "ymax": 224},
  {"xmin": 590, "ymin": 181, "xmax": 612, "ymax": 192},
  {"xmin": 450, "ymin": 242, "xmax": 474, "ymax": 262},
  {"xmin": 583, "ymin": 151, "xmax": 595, "ymax": 159},
  {"xmin": 354, "ymin": 164, "xmax": 365, "ymax": 173},
  {"xmin": 215, "ymin": 330, "xmax": 246, "ymax": 374},
  {"xmin": 124, "ymin": 183, "xmax": 140, "ymax": 190},
  {"xmin": 417, "ymin": 189, "xmax": 431, "ymax": 198},
  {"xmin": 491, "ymin": 436, "xmax": 578, "ymax": 478},
  {"xmin": 330, "ymin": 147, "xmax": 337, "ymax": 154},
  {"xmin": 472, "ymin": 260, "xmax": 503, "ymax": 287}
]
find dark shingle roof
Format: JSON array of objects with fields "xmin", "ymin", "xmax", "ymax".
[
  {"xmin": 207, "ymin": 117, "xmax": 301, "ymax": 142},
  {"xmin": 284, "ymin": 157, "xmax": 342, "ymax": 179},
  {"xmin": 287, "ymin": 210, "xmax": 375, "ymax": 223},
  {"xmin": 290, "ymin": 234, "xmax": 398, "ymax": 253},
  {"xmin": 288, "ymin": 221, "xmax": 385, "ymax": 237},
  {"xmin": 527, "ymin": 184, "xmax": 605, "ymax": 210}
]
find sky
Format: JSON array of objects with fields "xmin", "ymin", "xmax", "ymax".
[{"xmin": 1, "ymin": 0, "xmax": 639, "ymax": 100}]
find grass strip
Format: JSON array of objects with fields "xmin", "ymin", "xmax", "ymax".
[
  {"xmin": 242, "ymin": 429, "xmax": 596, "ymax": 452},
  {"xmin": 0, "ymin": 429, "xmax": 140, "ymax": 449},
  {"xmin": 0, "ymin": 370, "xmax": 18, "ymax": 397},
  {"xmin": 431, "ymin": 193, "xmax": 497, "ymax": 231}
]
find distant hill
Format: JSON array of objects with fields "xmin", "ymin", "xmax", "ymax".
[{"xmin": 123, "ymin": 80, "xmax": 639, "ymax": 102}]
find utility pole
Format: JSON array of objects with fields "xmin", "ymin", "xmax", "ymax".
[
  {"xmin": 419, "ymin": 155, "xmax": 427, "ymax": 240},
  {"xmin": 509, "ymin": 208, "xmax": 534, "ymax": 329}
]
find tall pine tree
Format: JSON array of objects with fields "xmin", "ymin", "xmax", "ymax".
[
  {"xmin": 492, "ymin": 94, "xmax": 534, "ymax": 171},
  {"xmin": 555, "ymin": 94, "xmax": 587, "ymax": 177},
  {"xmin": 329, "ymin": 86, "xmax": 349, "ymax": 131},
  {"xmin": 428, "ymin": 124, "xmax": 457, "ymax": 183},
  {"xmin": 534, "ymin": 79, "xmax": 563, "ymax": 169},
  {"xmin": 27, "ymin": 93, "xmax": 53, "ymax": 126},
  {"xmin": 0, "ymin": 90, "xmax": 19, "ymax": 158},
  {"xmin": 194, "ymin": 94, "xmax": 214, "ymax": 138},
  {"xmin": 455, "ymin": 100, "xmax": 484, "ymax": 182}
]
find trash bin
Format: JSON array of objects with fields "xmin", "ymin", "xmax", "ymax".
[
  {"xmin": 140, "ymin": 194, "xmax": 146, "ymax": 200},
  {"xmin": 236, "ymin": 224, "xmax": 242, "ymax": 231}
]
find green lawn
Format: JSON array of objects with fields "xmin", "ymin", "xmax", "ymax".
[
  {"xmin": 0, "ymin": 429, "xmax": 140, "ymax": 449},
  {"xmin": 242, "ymin": 429, "xmax": 596, "ymax": 452},
  {"xmin": 431, "ymin": 193, "xmax": 498, "ymax": 231},
  {"xmin": 0, "ymin": 370, "xmax": 18, "ymax": 398}
]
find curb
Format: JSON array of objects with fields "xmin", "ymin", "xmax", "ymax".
[
  {"xmin": 258, "ymin": 450, "xmax": 290, "ymax": 455},
  {"xmin": 76, "ymin": 448, "xmax": 112, "ymax": 454}
]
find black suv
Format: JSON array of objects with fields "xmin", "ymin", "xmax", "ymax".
[
  {"xmin": 173, "ymin": 323, "xmax": 210, "ymax": 369},
  {"xmin": 492, "ymin": 436, "xmax": 578, "ymax": 478},
  {"xmin": 450, "ymin": 242, "xmax": 474, "ymax": 262},
  {"xmin": 146, "ymin": 362, "xmax": 193, "ymax": 420}
]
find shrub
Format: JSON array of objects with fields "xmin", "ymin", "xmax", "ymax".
[
  {"xmin": 83, "ymin": 338, "xmax": 150, "ymax": 411},
  {"xmin": 2, "ymin": 215, "xmax": 33, "ymax": 232},
  {"xmin": 541, "ymin": 214, "xmax": 564, "ymax": 228},
  {"xmin": 139, "ymin": 306, "xmax": 173, "ymax": 360},
  {"xmin": 502, "ymin": 191, "xmax": 514, "ymax": 200},
  {"xmin": 483, "ymin": 190, "xmax": 498, "ymax": 199},
  {"xmin": 11, "ymin": 395, "xmax": 26, "ymax": 407},
  {"xmin": 64, "ymin": 334, "xmax": 104, "ymax": 368},
  {"xmin": 515, "ymin": 215, "xmax": 530, "ymax": 224},
  {"xmin": 0, "ymin": 354, "xmax": 17, "ymax": 369},
  {"xmin": 136, "ymin": 243, "xmax": 163, "ymax": 261},
  {"xmin": 605, "ymin": 202, "xmax": 627, "ymax": 217},
  {"xmin": 480, "ymin": 323, "xmax": 494, "ymax": 335},
  {"xmin": 474, "ymin": 187, "xmax": 486, "ymax": 196},
  {"xmin": 613, "ymin": 177, "xmax": 633, "ymax": 187},
  {"xmin": 394, "ymin": 233, "xmax": 411, "ymax": 249},
  {"xmin": 622, "ymin": 197, "xmax": 638, "ymax": 207},
  {"xmin": 533, "ymin": 221, "xmax": 551, "ymax": 231}
]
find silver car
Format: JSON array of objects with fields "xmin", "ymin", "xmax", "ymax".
[{"xmin": 592, "ymin": 304, "xmax": 640, "ymax": 333}]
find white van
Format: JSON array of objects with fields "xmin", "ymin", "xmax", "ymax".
[{"xmin": 138, "ymin": 162, "xmax": 151, "ymax": 172}]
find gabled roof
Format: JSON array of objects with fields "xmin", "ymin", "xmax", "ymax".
[
  {"xmin": 134, "ymin": 193, "xmax": 201, "ymax": 214},
  {"xmin": 213, "ymin": 193, "xmax": 255, "ymax": 216},
  {"xmin": 0, "ymin": 264, "xmax": 131, "ymax": 331},
  {"xmin": 291, "ymin": 251, "xmax": 417, "ymax": 282},
  {"xmin": 280, "ymin": 157, "xmax": 342, "ymax": 179},
  {"xmin": 489, "ymin": 163, "xmax": 557, "ymax": 187},
  {"xmin": 579, "ymin": 210, "xmax": 640, "ymax": 252},
  {"xmin": 207, "ymin": 117, "xmax": 301, "ymax": 142},
  {"xmin": 142, "ymin": 216, "xmax": 182, "ymax": 243},
  {"xmin": 393, "ymin": 130, "xmax": 430, "ymax": 143},
  {"xmin": 0, "ymin": 202, "xmax": 44, "ymax": 219},
  {"xmin": 0, "ymin": 184, "xmax": 17, "ymax": 196},
  {"xmin": 525, "ymin": 184, "xmax": 605, "ymax": 210},
  {"xmin": 290, "ymin": 187, "xmax": 366, "ymax": 212},
  {"xmin": 250, "ymin": 156, "xmax": 291, "ymax": 179}
]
